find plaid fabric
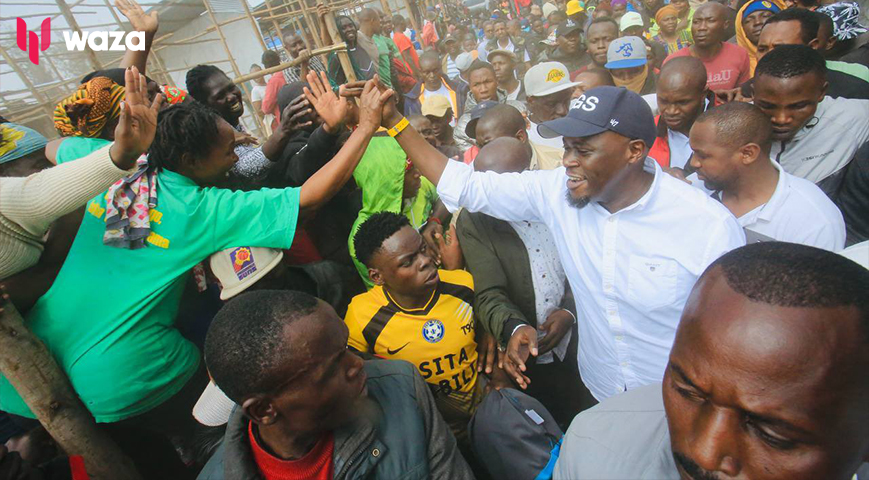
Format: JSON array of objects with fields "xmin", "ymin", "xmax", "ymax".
[{"xmin": 283, "ymin": 55, "xmax": 327, "ymax": 84}]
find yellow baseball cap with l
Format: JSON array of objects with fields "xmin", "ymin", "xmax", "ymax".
[{"xmin": 421, "ymin": 94, "xmax": 453, "ymax": 117}]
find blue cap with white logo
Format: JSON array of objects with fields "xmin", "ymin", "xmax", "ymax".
[{"xmin": 537, "ymin": 86, "xmax": 656, "ymax": 146}]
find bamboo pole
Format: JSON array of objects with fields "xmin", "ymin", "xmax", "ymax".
[
  {"xmin": 239, "ymin": 0, "xmax": 268, "ymax": 51},
  {"xmin": 402, "ymin": 0, "xmax": 420, "ymax": 32},
  {"xmin": 232, "ymin": 42, "xmax": 346, "ymax": 83},
  {"xmin": 0, "ymin": 45, "xmax": 56, "ymax": 119},
  {"xmin": 322, "ymin": 6, "xmax": 358, "ymax": 82},
  {"xmin": 0, "ymin": 297, "xmax": 143, "ymax": 480},
  {"xmin": 54, "ymin": 0, "xmax": 103, "ymax": 70},
  {"xmin": 201, "ymin": 0, "xmax": 266, "ymax": 137},
  {"xmin": 262, "ymin": 0, "xmax": 285, "ymax": 47}
]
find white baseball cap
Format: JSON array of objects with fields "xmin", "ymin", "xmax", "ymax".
[
  {"xmin": 542, "ymin": 2, "xmax": 558, "ymax": 19},
  {"xmin": 209, "ymin": 246, "xmax": 284, "ymax": 300},
  {"xmin": 605, "ymin": 36, "xmax": 648, "ymax": 69},
  {"xmin": 619, "ymin": 11, "xmax": 644, "ymax": 32},
  {"xmin": 455, "ymin": 52, "xmax": 475, "ymax": 72},
  {"xmin": 523, "ymin": 61, "xmax": 581, "ymax": 98}
]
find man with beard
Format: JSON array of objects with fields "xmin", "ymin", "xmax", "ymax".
[
  {"xmin": 553, "ymin": 242, "xmax": 869, "ymax": 480},
  {"xmin": 378, "ymin": 85, "xmax": 744, "ymax": 402}
]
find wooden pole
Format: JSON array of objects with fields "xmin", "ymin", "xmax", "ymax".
[
  {"xmin": 322, "ymin": 7, "xmax": 358, "ymax": 82},
  {"xmin": 378, "ymin": 0, "xmax": 393, "ymax": 16},
  {"xmin": 262, "ymin": 0, "xmax": 285, "ymax": 48},
  {"xmin": 232, "ymin": 42, "xmax": 346, "ymax": 83},
  {"xmin": 55, "ymin": 0, "xmax": 103, "ymax": 70},
  {"xmin": 0, "ymin": 298, "xmax": 142, "ymax": 480},
  {"xmin": 0, "ymin": 45, "xmax": 56, "ymax": 119},
  {"xmin": 239, "ymin": 0, "xmax": 268, "ymax": 51},
  {"xmin": 402, "ymin": 0, "xmax": 420, "ymax": 33},
  {"xmin": 202, "ymin": 0, "xmax": 267, "ymax": 137}
]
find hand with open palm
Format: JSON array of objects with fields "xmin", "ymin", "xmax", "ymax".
[
  {"xmin": 115, "ymin": 0, "xmax": 159, "ymax": 36},
  {"xmin": 304, "ymin": 71, "xmax": 349, "ymax": 133},
  {"xmin": 110, "ymin": 66, "xmax": 163, "ymax": 170}
]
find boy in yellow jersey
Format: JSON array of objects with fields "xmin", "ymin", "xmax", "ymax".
[{"xmin": 346, "ymin": 211, "xmax": 503, "ymax": 441}]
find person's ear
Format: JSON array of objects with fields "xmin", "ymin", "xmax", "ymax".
[
  {"xmin": 368, "ymin": 268, "xmax": 385, "ymax": 286},
  {"xmin": 515, "ymin": 129, "xmax": 528, "ymax": 143},
  {"xmin": 625, "ymin": 139, "xmax": 647, "ymax": 165},
  {"xmin": 242, "ymin": 396, "xmax": 279, "ymax": 426},
  {"xmin": 818, "ymin": 80, "xmax": 829, "ymax": 102},
  {"xmin": 740, "ymin": 142, "xmax": 761, "ymax": 165},
  {"xmin": 808, "ymin": 37, "xmax": 820, "ymax": 50}
]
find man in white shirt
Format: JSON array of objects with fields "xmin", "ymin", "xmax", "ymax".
[
  {"xmin": 524, "ymin": 62, "xmax": 580, "ymax": 150},
  {"xmin": 690, "ymin": 102, "xmax": 846, "ymax": 250},
  {"xmin": 650, "ymin": 57, "xmax": 714, "ymax": 195},
  {"xmin": 753, "ymin": 45, "xmax": 869, "ymax": 197},
  {"xmin": 380, "ymin": 85, "xmax": 745, "ymax": 401},
  {"xmin": 554, "ymin": 242, "xmax": 869, "ymax": 480}
]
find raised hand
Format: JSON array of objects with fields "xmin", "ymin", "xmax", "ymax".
[
  {"xmin": 115, "ymin": 0, "xmax": 159, "ymax": 36},
  {"xmin": 110, "ymin": 66, "xmax": 163, "ymax": 170},
  {"xmin": 357, "ymin": 75, "xmax": 395, "ymax": 134},
  {"xmin": 278, "ymin": 94, "xmax": 314, "ymax": 134},
  {"xmin": 304, "ymin": 71, "xmax": 348, "ymax": 133}
]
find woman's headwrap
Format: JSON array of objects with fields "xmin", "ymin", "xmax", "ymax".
[
  {"xmin": 817, "ymin": 2, "xmax": 868, "ymax": 40},
  {"xmin": 0, "ymin": 123, "xmax": 47, "ymax": 165},
  {"xmin": 735, "ymin": 0, "xmax": 785, "ymax": 76},
  {"xmin": 53, "ymin": 76, "xmax": 124, "ymax": 137},
  {"xmin": 162, "ymin": 85, "xmax": 188, "ymax": 105},
  {"xmin": 655, "ymin": 4, "xmax": 679, "ymax": 26}
]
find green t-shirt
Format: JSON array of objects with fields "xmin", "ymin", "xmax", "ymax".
[
  {"xmin": 373, "ymin": 34, "xmax": 396, "ymax": 89},
  {"xmin": 0, "ymin": 139, "xmax": 301, "ymax": 422},
  {"xmin": 827, "ymin": 60, "xmax": 869, "ymax": 82}
]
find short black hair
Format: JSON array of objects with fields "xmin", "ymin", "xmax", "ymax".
[
  {"xmin": 262, "ymin": 50, "xmax": 281, "ymax": 69},
  {"xmin": 695, "ymin": 101, "xmax": 773, "ymax": 152},
  {"xmin": 754, "ymin": 44, "xmax": 826, "ymax": 80},
  {"xmin": 354, "ymin": 211, "xmax": 411, "ymax": 267},
  {"xmin": 467, "ymin": 60, "xmax": 496, "ymax": 78},
  {"xmin": 764, "ymin": 7, "xmax": 820, "ymax": 44},
  {"xmin": 709, "ymin": 242, "xmax": 869, "ymax": 341},
  {"xmin": 205, "ymin": 290, "xmax": 320, "ymax": 403},
  {"xmin": 148, "ymin": 103, "xmax": 224, "ymax": 172},
  {"xmin": 277, "ymin": 81, "xmax": 309, "ymax": 114},
  {"xmin": 588, "ymin": 16, "xmax": 620, "ymax": 34},
  {"xmin": 186, "ymin": 64, "xmax": 226, "ymax": 104}
]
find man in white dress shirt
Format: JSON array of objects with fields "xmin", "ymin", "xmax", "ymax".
[
  {"xmin": 379, "ymin": 85, "xmax": 745, "ymax": 401},
  {"xmin": 690, "ymin": 102, "xmax": 846, "ymax": 250}
]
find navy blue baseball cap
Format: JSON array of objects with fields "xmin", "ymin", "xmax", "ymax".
[
  {"xmin": 465, "ymin": 100, "xmax": 500, "ymax": 138},
  {"xmin": 537, "ymin": 86, "xmax": 656, "ymax": 146}
]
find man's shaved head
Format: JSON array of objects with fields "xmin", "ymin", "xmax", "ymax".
[
  {"xmin": 474, "ymin": 137, "xmax": 531, "ymax": 173},
  {"xmin": 474, "ymin": 104, "xmax": 528, "ymax": 148},
  {"xmin": 358, "ymin": 8, "xmax": 380, "ymax": 22},
  {"xmin": 695, "ymin": 1, "xmax": 728, "ymax": 21},
  {"xmin": 694, "ymin": 102, "xmax": 773, "ymax": 153},
  {"xmin": 658, "ymin": 57, "xmax": 707, "ymax": 93},
  {"xmin": 664, "ymin": 242, "xmax": 869, "ymax": 480}
]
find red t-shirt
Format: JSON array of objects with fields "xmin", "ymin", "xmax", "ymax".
[
  {"xmin": 262, "ymin": 73, "xmax": 287, "ymax": 131},
  {"xmin": 249, "ymin": 422, "xmax": 334, "ymax": 480},
  {"xmin": 664, "ymin": 42, "xmax": 751, "ymax": 90},
  {"xmin": 393, "ymin": 31, "xmax": 420, "ymax": 71}
]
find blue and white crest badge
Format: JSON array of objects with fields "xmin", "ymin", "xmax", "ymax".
[{"xmin": 422, "ymin": 319, "xmax": 445, "ymax": 343}]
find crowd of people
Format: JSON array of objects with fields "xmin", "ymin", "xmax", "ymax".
[{"xmin": 0, "ymin": 0, "xmax": 868, "ymax": 476}]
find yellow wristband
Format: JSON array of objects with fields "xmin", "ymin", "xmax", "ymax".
[{"xmin": 387, "ymin": 117, "xmax": 409, "ymax": 137}]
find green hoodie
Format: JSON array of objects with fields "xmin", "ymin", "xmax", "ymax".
[{"xmin": 349, "ymin": 134, "xmax": 437, "ymax": 288}]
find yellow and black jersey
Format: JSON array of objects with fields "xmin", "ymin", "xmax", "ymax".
[{"xmin": 345, "ymin": 269, "xmax": 479, "ymax": 406}]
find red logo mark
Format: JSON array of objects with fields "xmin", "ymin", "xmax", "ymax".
[{"xmin": 16, "ymin": 18, "xmax": 51, "ymax": 65}]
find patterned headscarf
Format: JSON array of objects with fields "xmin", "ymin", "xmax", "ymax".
[
  {"xmin": 53, "ymin": 76, "xmax": 124, "ymax": 137},
  {"xmin": 162, "ymin": 85, "xmax": 188, "ymax": 105},
  {"xmin": 0, "ymin": 123, "xmax": 47, "ymax": 164},
  {"xmin": 817, "ymin": 2, "xmax": 868, "ymax": 40}
]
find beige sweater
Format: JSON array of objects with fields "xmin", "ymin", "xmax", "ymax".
[{"xmin": 0, "ymin": 145, "xmax": 132, "ymax": 280}]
